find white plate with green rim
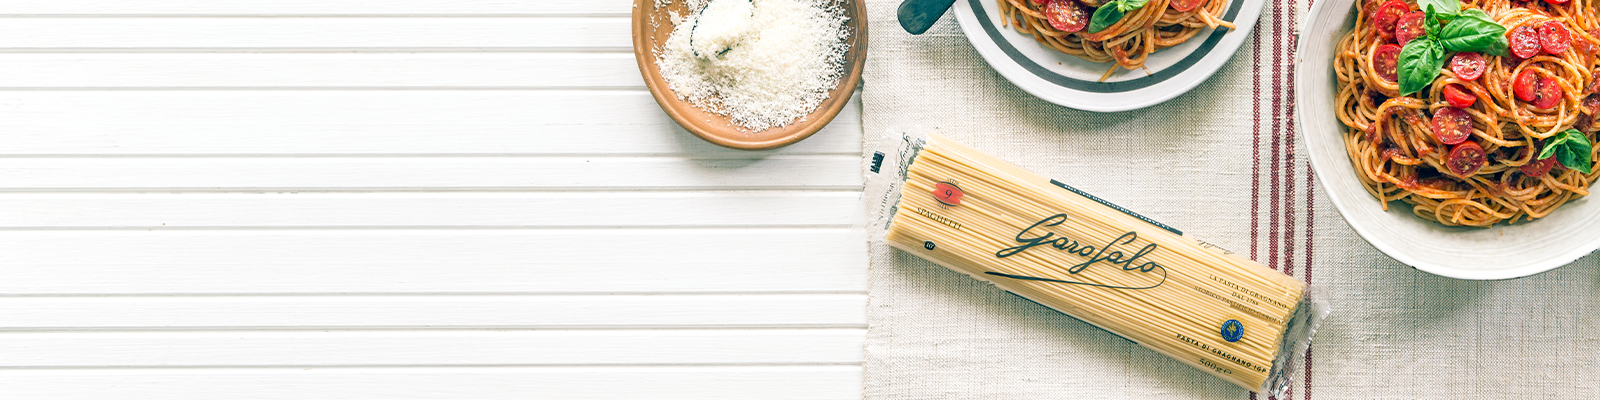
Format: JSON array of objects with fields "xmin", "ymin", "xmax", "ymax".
[{"xmin": 951, "ymin": 0, "xmax": 1266, "ymax": 112}]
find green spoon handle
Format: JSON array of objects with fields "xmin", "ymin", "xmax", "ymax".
[{"xmin": 898, "ymin": 0, "xmax": 958, "ymax": 35}]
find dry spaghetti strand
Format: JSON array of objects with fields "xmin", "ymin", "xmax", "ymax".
[{"xmin": 1334, "ymin": 0, "xmax": 1600, "ymax": 227}]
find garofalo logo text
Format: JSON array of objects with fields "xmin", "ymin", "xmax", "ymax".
[{"xmin": 985, "ymin": 213, "xmax": 1168, "ymax": 290}]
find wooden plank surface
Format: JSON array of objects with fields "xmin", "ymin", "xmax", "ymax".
[
  {"xmin": 0, "ymin": 294, "xmax": 868, "ymax": 329},
  {"xmin": 0, "ymin": 156, "xmax": 862, "ymax": 190},
  {"xmin": 0, "ymin": 1, "xmax": 635, "ymax": 16},
  {"xmin": 0, "ymin": 0, "xmax": 868, "ymax": 398},
  {"xmin": 0, "ymin": 192, "xmax": 857, "ymax": 228},
  {"xmin": 0, "ymin": 367, "xmax": 862, "ymax": 400},
  {"xmin": 0, "ymin": 329, "xmax": 864, "ymax": 367},
  {"xmin": 0, "ymin": 18, "xmax": 632, "ymax": 50},
  {"xmin": 0, "ymin": 230, "xmax": 865, "ymax": 294},
  {"xmin": 0, "ymin": 91, "xmax": 862, "ymax": 156},
  {"xmin": 0, "ymin": 230, "xmax": 867, "ymax": 295},
  {"xmin": 0, "ymin": 54, "xmax": 645, "ymax": 88}
]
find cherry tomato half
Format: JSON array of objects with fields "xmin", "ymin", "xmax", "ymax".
[
  {"xmin": 1513, "ymin": 69, "xmax": 1564, "ymax": 108},
  {"xmin": 1030, "ymin": 0, "xmax": 1051, "ymax": 5},
  {"xmin": 1374, "ymin": 44, "xmax": 1402, "ymax": 82},
  {"xmin": 1447, "ymin": 142, "xmax": 1488, "ymax": 176},
  {"xmin": 1522, "ymin": 155, "xmax": 1558, "ymax": 177},
  {"xmin": 1540, "ymin": 20, "xmax": 1572, "ymax": 54},
  {"xmin": 1443, "ymin": 84, "xmax": 1478, "ymax": 108},
  {"xmin": 1396, "ymin": 11, "xmax": 1426, "ymax": 45},
  {"xmin": 1515, "ymin": 69, "xmax": 1538, "ymax": 101},
  {"xmin": 1431, "ymin": 107, "xmax": 1474, "ymax": 145},
  {"xmin": 1044, "ymin": 0, "xmax": 1088, "ymax": 32},
  {"xmin": 1450, "ymin": 52, "xmax": 1486, "ymax": 81},
  {"xmin": 1370, "ymin": 0, "xmax": 1410, "ymax": 41},
  {"xmin": 1533, "ymin": 76, "xmax": 1565, "ymax": 108},
  {"xmin": 1170, "ymin": 0, "xmax": 1204, "ymax": 12},
  {"xmin": 1511, "ymin": 25, "xmax": 1543, "ymax": 59}
]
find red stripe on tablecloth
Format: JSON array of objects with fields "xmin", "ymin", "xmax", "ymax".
[
  {"xmin": 1284, "ymin": 0, "xmax": 1300, "ymax": 282},
  {"xmin": 1254, "ymin": 0, "xmax": 1311, "ymax": 397},
  {"xmin": 1293, "ymin": 1, "xmax": 1315, "ymax": 398},
  {"xmin": 1270, "ymin": 1, "xmax": 1289, "ymax": 398},
  {"xmin": 1245, "ymin": 12, "xmax": 1264, "ymax": 400},
  {"xmin": 1268, "ymin": 0, "xmax": 1285, "ymax": 278},
  {"xmin": 1250, "ymin": 23, "xmax": 1263, "ymax": 263}
]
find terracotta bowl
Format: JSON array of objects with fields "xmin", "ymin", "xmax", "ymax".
[{"xmin": 632, "ymin": 0, "xmax": 868, "ymax": 151}]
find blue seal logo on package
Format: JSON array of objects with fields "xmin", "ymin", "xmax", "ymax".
[{"xmin": 1220, "ymin": 319, "xmax": 1244, "ymax": 342}]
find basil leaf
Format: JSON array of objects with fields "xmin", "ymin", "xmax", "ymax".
[
  {"xmin": 1540, "ymin": 129, "xmax": 1593, "ymax": 174},
  {"xmin": 1087, "ymin": 3, "xmax": 1123, "ymax": 33},
  {"xmin": 1459, "ymin": 8, "xmax": 1495, "ymax": 23},
  {"xmin": 1119, "ymin": 0, "xmax": 1150, "ymax": 11},
  {"xmin": 1438, "ymin": 16, "xmax": 1508, "ymax": 52},
  {"xmin": 1558, "ymin": 148, "xmax": 1583, "ymax": 173},
  {"xmin": 1481, "ymin": 35, "xmax": 1510, "ymax": 57},
  {"xmin": 1538, "ymin": 137, "xmax": 1564, "ymax": 160},
  {"xmin": 1418, "ymin": 0, "xmax": 1459, "ymax": 16},
  {"xmin": 1425, "ymin": 13, "xmax": 1442, "ymax": 37},
  {"xmin": 1398, "ymin": 38, "xmax": 1447, "ymax": 96},
  {"xmin": 1562, "ymin": 128, "xmax": 1587, "ymax": 146}
]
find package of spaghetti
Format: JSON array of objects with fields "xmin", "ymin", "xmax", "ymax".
[{"xmin": 863, "ymin": 129, "xmax": 1327, "ymax": 395}]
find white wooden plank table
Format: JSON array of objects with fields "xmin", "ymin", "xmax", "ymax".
[{"xmin": 0, "ymin": 1, "xmax": 867, "ymax": 398}]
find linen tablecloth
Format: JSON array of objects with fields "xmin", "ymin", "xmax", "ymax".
[{"xmin": 860, "ymin": 0, "xmax": 1600, "ymax": 398}]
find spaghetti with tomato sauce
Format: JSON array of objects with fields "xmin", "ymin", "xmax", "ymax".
[
  {"xmin": 998, "ymin": 0, "xmax": 1236, "ymax": 80},
  {"xmin": 1335, "ymin": 0, "xmax": 1600, "ymax": 227}
]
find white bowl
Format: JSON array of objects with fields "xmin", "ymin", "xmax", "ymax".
[{"xmin": 1295, "ymin": 0, "xmax": 1600, "ymax": 279}]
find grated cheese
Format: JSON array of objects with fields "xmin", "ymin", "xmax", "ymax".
[
  {"xmin": 656, "ymin": 0, "xmax": 850, "ymax": 132},
  {"xmin": 689, "ymin": 0, "xmax": 757, "ymax": 58}
]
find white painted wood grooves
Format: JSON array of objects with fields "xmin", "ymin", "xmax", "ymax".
[
  {"xmin": 0, "ymin": 329, "xmax": 865, "ymax": 367},
  {"xmin": 0, "ymin": 156, "xmax": 862, "ymax": 190},
  {"xmin": 0, "ymin": 230, "xmax": 866, "ymax": 294},
  {"xmin": 0, "ymin": 192, "xmax": 858, "ymax": 228},
  {"xmin": 0, "ymin": 294, "xmax": 869, "ymax": 329},
  {"xmin": 0, "ymin": 367, "xmax": 861, "ymax": 400},
  {"xmin": 0, "ymin": 54, "xmax": 645, "ymax": 88},
  {"xmin": 0, "ymin": 91, "xmax": 863, "ymax": 156},
  {"xmin": 0, "ymin": 1, "xmax": 869, "ymax": 398},
  {"xmin": 0, "ymin": 1, "xmax": 636, "ymax": 16},
  {"xmin": 0, "ymin": 18, "xmax": 632, "ymax": 50}
]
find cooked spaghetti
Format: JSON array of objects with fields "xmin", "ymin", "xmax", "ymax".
[
  {"xmin": 998, "ymin": 0, "xmax": 1235, "ymax": 80},
  {"xmin": 1334, "ymin": 0, "xmax": 1600, "ymax": 227}
]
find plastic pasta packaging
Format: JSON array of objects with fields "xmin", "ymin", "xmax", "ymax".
[{"xmin": 863, "ymin": 130, "xmax": 1326, "ymax": 395}]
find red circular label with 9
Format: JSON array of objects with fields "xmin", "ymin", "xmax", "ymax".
[{"xmin": 933, "ymin": 182, "xmax": 964, "ymax": 206}]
